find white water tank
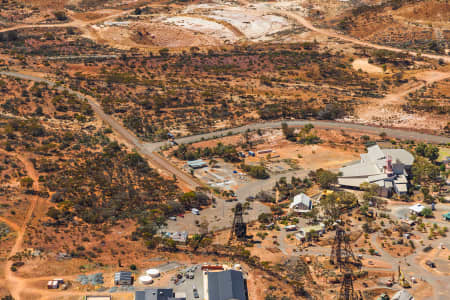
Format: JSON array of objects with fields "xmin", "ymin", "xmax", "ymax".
[
  {"xmin": 139, "ymin": 275, "xmax": 153, "ymax": 284},
  {"xmin": 146, "ymin": 268, "xmax": 160, "ymax": 277}
]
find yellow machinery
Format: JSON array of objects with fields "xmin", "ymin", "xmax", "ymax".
[{"xmin": 398, "ymin": 265, "xmax": 411, "ymax": 288}]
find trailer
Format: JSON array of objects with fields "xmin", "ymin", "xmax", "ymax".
[
  {"xmin": 257, "ymin": 149, "xmax": 272, "ymax": 154},
  {"xmin": 201, "ymin": 265, "xmax": 224, "ymax": 271}
]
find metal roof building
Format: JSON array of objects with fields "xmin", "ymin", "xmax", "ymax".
[
  {"xmin": 409, "ymin": 203, "xmax": 426, "ymax": 214},
  {"xmin": 135, "ymin": 289, "xmax": 185, "ymax": 300},
  {"xmin": 338, "ymin": 145, "xmax": 414, "ymax": 195},
  {"xmin": 114, "ymin": 271, "xmax": 133, "ymax": 286},
  {"xmin": 207, "ymin": 270, "xmax": 247, "ymax": 300},
  {"xmin": 289, "ymin": 193, "xmax": 312, "ymax": 213},
  {"xmin": 187, "ymin": 159, "xmax": 207, "ymax": 169}
]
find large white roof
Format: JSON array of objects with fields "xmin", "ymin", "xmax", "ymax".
[
  {"xmin": 338, "ymin": 177, "xmax": 368, "ymax": 187},
  {"xmin": 290, "ymin": 193, "xmax": 312, "ymax": 210},
  {"xmin": 340, "ymin": 162, "xmax": 381, "ymax": 178},
  {"xmin": 382, "ymin": 149, "xmax": 414, "ymax": 166},
  {"xmin": 409, "ymin": 203, "xmax": 425, "ymax": 213},
  {"xmin": 367, "ymin": 145, "xmax": 385, "ymax": 161},
  {"xmin": 392, "ymin": 290, "xmax": 414, "ymax": 300}
]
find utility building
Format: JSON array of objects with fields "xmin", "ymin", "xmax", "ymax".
[
  {"xmin": 114, "ymin": 271, "xmax": 133, "ymax": 286},
  {"xmin": 135, "ymin": 288, "xmax": 185, "ymax": 300},
  {"xmin": 207, "ymin": 270, "xmax": 247, "ymax": 300}
]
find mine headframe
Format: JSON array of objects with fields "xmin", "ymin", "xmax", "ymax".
[
  {"xmin": 230, "ymin": 202, "xmax": 247, "ymax": 241},
  {"xmin": 338, "ymin": 271, "xmax": 362, "ymax": 300},
  {"xmin": 330, "ymin": 226, "xmax": 361, "ymax": 271}
]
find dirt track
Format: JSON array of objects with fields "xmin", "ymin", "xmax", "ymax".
[
  {"xmin": 356, "ymin": 71, "xmax": 450, "ymax": 129},
  {"xmin": 1, "ymin": 3, "xmax": 449, "ymax": 64},
  {"xmin": 242, "ymin": 0, "xmax": 450, "ymax": 63},
  {"xmin": 1, "ymin": 151, "xmax": 42, "ymax": 300}
]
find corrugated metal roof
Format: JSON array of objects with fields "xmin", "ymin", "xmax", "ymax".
[
  {"xmin": 394, "ymin": 175, "xmax": 408, "ymax": 184},
  {"xmin": 340, "ymin": 163, "xmax": 381, "ymax": 177},
  {"xmin": 338, "ymin": 177, "xmax": 368, "ymax": 187},
  {"xmin": 367, "ymin": 145, "xmax": 385, "ymax": 161},
  {"xmin": 135, "ymin": 289, "xmax": 183, "ymax": 300},
  {"xmin": 368, "ymin": 173, "xmax": 388, "ymax": 182},
  {"xmin": 395, "ymin": 183, "xmax": 407, "ymax": 193},
  {"xmin": 409, "ymin": 203, "xmax": 425, "ymax": 213},
  {"xmin": 290, "ymin": 193, "xmax": 312, "ymax": 210},
  {"xmin": 382, "ymin": 149, "xmax": 414, "ymax": 166},
  {"xmin": 208, "ymin": 270, "xmax": 246, "ymax": 300}
]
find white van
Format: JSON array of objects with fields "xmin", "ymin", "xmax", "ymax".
[{"xmin": 192, "ymin": 208, "xmax": 200, "ymax": 215}]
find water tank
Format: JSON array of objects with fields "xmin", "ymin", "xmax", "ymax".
[
  {"xmin": 139, "ymin": 275, "xmax": 153, "ymax": 284},
  {"xmin": 146, "ymin": 268, "xmax": 160, "ymax": 277}
]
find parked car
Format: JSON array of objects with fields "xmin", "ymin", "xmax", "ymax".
[
  {"xmin": 425, "ymin": 260, "xmax": 436, "ymax": 268},
  {"xmin": 193, "ymin": 286, "xmax": 199, "ymax": 298},
  {"xmin": 169, "ymin": 216, "xmax": 177, "ymax": 221}
]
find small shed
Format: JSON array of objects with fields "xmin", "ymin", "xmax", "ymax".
[
  {"xmin": 284, "ymin": 225, "xmax": 297, "ymax": 232},
  {"xmin": 443, "ymin": 212, "xmax": 450, "ymax": 221},
  {"xmin": 47, "ymin": 280, "xmax": 59, "ymax": 289},
  {"xmin": 169, "ymin": 231, "xmax": 188, "ymax": 243},
  {"xmin": 409, "ymin": 203, "xmax": 425, "ymax": 215},
  {"xmin": 187, "ymin": 159, "xmax": 207, "ymax": 169},
  {"xmin": 114, "ymin": 271, "xmax": 133, "ymax": 286},
  {"xmin": 296, "ymin": 223, "xmax": 325, "ymax": 241},
  {"xmin": 392, "ymin": 289, "xmax": 414, "ymax": 300}
]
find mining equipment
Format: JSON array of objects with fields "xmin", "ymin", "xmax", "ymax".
[
  {"xmin": 330, "ymin": 226, "xmax": 363, "ymax": 300},
  {"xmin": 330, "ymin": 226, "xmax": 361, "ymax": 271},
  {"xmin": 398, "ymin": 265, "xmax": 411, "ymax": 288},
  {"xmin": 230, "ymin": 203, "xmax": 247, "ymax": 241}
]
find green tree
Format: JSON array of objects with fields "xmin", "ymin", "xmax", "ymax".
[
  {"xmin": 320, "ymin": 193, "xmax": 340, "ymax": 222},
  {"xmin": 412, "ymin": 157, "xmax": 440, "ymax": 184},
  {"xmin": 416, "ymin": 143, "xmax": 439, "ymax": 161},
  {"xmin": 311, "ymin": 169, "xmax": 338, "ymax": 188},
  {"xmin": 20, "ymin": 177, "xmax": 34, "ymax": 190},
  {"xmin": 421, "ymin": 208, "xmax": 433, "ymax": 218}
]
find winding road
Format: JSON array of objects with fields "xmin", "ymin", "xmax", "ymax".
[
  {"xmin": 0, "ymin": 2, "xmax": 449, "ymax": 294},
  {"xmin": 1, "ymin": 70, "xmax": 449, "ymax": 191}
]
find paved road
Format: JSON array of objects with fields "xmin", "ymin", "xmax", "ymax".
[
  {"xmin": 145, "ymin": 120, "xmax": 450, "ymax": 153},
  {"xmin": 2, "ymin": 70, "xmax": 450, "ymax": 191},
  {"xmin": 0, "ymin": 70, "xmax": 200, "ymax": 189}
]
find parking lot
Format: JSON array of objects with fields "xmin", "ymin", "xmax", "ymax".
[{"xmin": 170, "ymin": 265, "xmax": 205, "ymax": 300}]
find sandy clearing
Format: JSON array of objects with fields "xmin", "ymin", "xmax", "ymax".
[
  {"xmin": 209, "ymin": 9, "xmax": 290, "ymax": 40},
  {"xmin": 352, "ymin": 58, "xmax": 383, "ymax": 74},
  {"xmin": 352, "ymin": 70, "xmax": 450, "ymax": 131},
  {"xmin": 163, "ymin": 16, "xmax": 238, "ymax": 42},
  {"xmin": 93, "ymin": 21, "xmax": 222, "ymax": 49}
]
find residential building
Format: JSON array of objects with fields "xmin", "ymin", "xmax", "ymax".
[
  {"xmin": 207, "ymin": 270, "xmax": 247, "ymax": 300},
  {"xmin": 295, "ymin": 223, "xmax": 325, "ymax": 241},
  {"xmin": 338, "ymin": 145, "xmax": 414, "ymax": 196}
]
